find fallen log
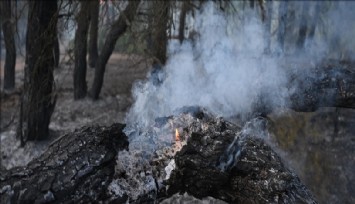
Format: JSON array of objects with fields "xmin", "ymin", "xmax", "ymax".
[
  {"xmin": 164, "ymin": 114, "xmax": 317, "ymax": 203},
  {"xmin": 0, "ymin": 109, "xmax": 317, "ymax": 203},
  {"xmin": 0, "ymin": 124, "xmax": 128, "ymax": 203}
]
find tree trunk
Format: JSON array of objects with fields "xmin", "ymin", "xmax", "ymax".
[
  {"xmin": 74, "ymin": 1, "xmax": 90, "ymax": 100},
  {"xmin": 178, "ymin": 1, "xmax": 189, "ymax": 44},
  {"xmin": 1, "ymin": 0, "xmax": 16, "ymax": 91},
  {"xmin": 0, "ymin": 124, "xmax": 128, "ymax": 203},
  {"xmin": 89, "ymin": 1, "xmax": 140, "ymax": 100},
  {"xmin": 21, "ymin": 1, "xmax": 58, "ymax": 141},
  {"xmin": 264, "ymin": 0, "xmax": 272, "ymax": 53},
  {"xmin": 296, "ymin": 1, "xmax": 309, "ymax": 50},
  {"xmin": 150, "ymin": 1, "xmax": 169, "ymax": 65},
  {"xmin": 277, "ymin": 1, "xmax": 288, "ymax": 53},
  {"xmin": 54, "ymin": 34, "xmax": 60, "ymax": 68},
  {"xmin": 88, "ymin": 0, "xmax": 99, "ymax": 68}
]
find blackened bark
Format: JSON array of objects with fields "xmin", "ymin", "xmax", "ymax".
[
  {"xmin": 89, "ymin": 1, "xmax": 140, "ymax": 100},
  {"xmin": 151, "ymin": 1, "xmax": 169, "ymax": 65},
  {"xmin": 88, "ymin": 0, "xmax": 99, "ymax": 68},
  {"xmin": 165, "ymin": 113, "xmax": 317, "ymax": 203},
  {"xmin": 178, "ymin": 1, "xmax": 189, "ymax": 44},
  {"xmin": 0, "ymin": 124, "xmax": 128, "ymax": 203},
  {"xmin": 74, "ymin": 1, "xmax": 90, "ymax": 100},
  {"xmin": 21, "ymin": 1, "xmax": 58, "ymax": 141},
  {"xmin": 1, "ymin": 0, "xmax": 16, "ymax": 91},
  {"xmin": 289, "ymin": 62, "xmax": 355, "ymax": 112}
]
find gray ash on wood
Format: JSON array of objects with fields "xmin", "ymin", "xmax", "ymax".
[
  {"xmin": 0, "ymin": 108, "xmax": 317, "ymax": 203},
  {"xmin": 164, "ymin": 110, "xmax": 317, "ymax": 203}
]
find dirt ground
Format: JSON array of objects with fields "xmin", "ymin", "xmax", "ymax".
[{"xmin": 0, "ymin": 53, "xmax": 151, "ymax": 169}]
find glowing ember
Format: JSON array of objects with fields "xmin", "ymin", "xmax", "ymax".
[{"xmin": 175, "ymin": 129, "xmax": 180, "ymax": 141}]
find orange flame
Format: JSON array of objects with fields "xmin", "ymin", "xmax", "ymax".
[{"xmin": 175, "ymin": 129, "xmax": 180, "ymax": 141}]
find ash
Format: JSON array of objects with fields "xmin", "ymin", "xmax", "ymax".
[{"xmin": 109, "ymin": 107, "xmax": 243, "ymax": 202}]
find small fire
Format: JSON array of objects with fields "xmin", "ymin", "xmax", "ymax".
[{"xmin": 175, "ymin": 129, "xmax": 180, "ymax": 141}]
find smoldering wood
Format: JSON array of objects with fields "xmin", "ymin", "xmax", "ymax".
[
  {"xmin": 0, "ymin": 124, "xmax": 128, "ymax": 203},
  {"xmin": 163, "ymin": 113, "xmax": 316, "ymax": 204},
  {"xmin": 289, "ymin": 61, "xmax": 355, "ymax": 112},
  {"xmin": 0, "ymin": 109, "xmax": 317, "ymax": 203}
]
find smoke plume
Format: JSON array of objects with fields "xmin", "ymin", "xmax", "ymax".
[{"xmin": 126, "ymin": 3, "xmax": 288, "ymax": 130}]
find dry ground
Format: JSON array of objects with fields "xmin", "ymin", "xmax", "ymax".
[{"xmin": 0, "ymin": 53, "xmax": 151, "ymax": 169}]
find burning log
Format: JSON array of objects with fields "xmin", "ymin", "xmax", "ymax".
[
  {"xmin": 163, "ymin": 111, "xmax": 317, "ymax": 203},
  {"xmin": 0, "ymin": 108, "xmax": 317, "ymax": 203}
]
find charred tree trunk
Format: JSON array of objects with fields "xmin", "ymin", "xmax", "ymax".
[
  {"xmin": 277, "ymin": 0, "xmax": 288, "ymax": 53},
  {"xmin": 88, "ymin": 0, "xmax": 99, "ymax": 68},
  {"xmin": 89, "ymin": 1, "xmax": 140, "ymax": 100},
  {"xmin": 1, "ymin": 0, "xmax": 16, "ymax": 91},
  {"xmin": 178, "ymin": 1, "xmax": 189, "ymax": 44},
  {"xmin": 20, "ymin": 1, "xmax": 58, "ymax": 141},
  {"xmin": 150, "ymin": 1, "xmax": 169, "ymax": 65},
  {"xmin": 0, "ymin": 124, "xmax": 128, "ymax": 203},
  {"xmin": 74, "ymin": 1, "xmax": 90, "ymax": 100}
]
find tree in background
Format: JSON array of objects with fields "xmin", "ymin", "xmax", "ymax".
[
  {"xmin": 0, "ymin": 0, "xmax": 16, "ymax": 91},
  {"xmin": 19, "ymin": 0, "xmax": 58, "ymax": 141},
  {"xmin": 147, "ymin": 1, "xmax": 170, "ymax": 65},
  {"xmin": 88, "ymin": 0, "xmax": 99, "ymax": 68},
  {"xmin": 178, "ymin": 1, "xmax": 190, "ymax": 44},
  {"xmin": 74, "ymin": 1, "xmax": 90, "ymax": 100},
  {"xmin": 90, "ymin": 1, "xmax": 140, "ymax": 100}
]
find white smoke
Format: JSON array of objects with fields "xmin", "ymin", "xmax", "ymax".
[{"xmin": 126, "ymin": 3, "xmax": 289, "ymax": 130}]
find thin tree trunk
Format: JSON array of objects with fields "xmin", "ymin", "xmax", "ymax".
[
  {"xmin": 264, "ymin": 0, "xmax": 272, "ymax": 53},
  {"xmin": 21, "ymin": 1, "xmax": 58, "ymax": 141},
  {"xmin": 277, "ymin": 0, "xmax": 288, "ymax": 53},
  {"xmin": 88, "ymin": 0, "xmax": 99, "ymax": 68},
  {"xmin": 296, "ymin": 1, "xmax": 309, "ymax": 50},
  {"xmin": 74, "ymin": 1, "xmax": 90, "ymax": 100},
  {"xmin": 151, "ymin": 1, "xmax": 169, "ymax": 65},
  {"xmin": 178, "ymin": 1, "xmax": 189, "ymax": 44},
  {"xmin": 89, "ymin": 1, "xmax": 140, "ymax": 100},
  {"xmin": 1, "ymin": 0, "xmax": 16, "ymax": 91}
]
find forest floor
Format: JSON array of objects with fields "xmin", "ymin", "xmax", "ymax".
[{"xmin": 0, "ymin": 53, "xmax": 151, "ymax": 169}]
